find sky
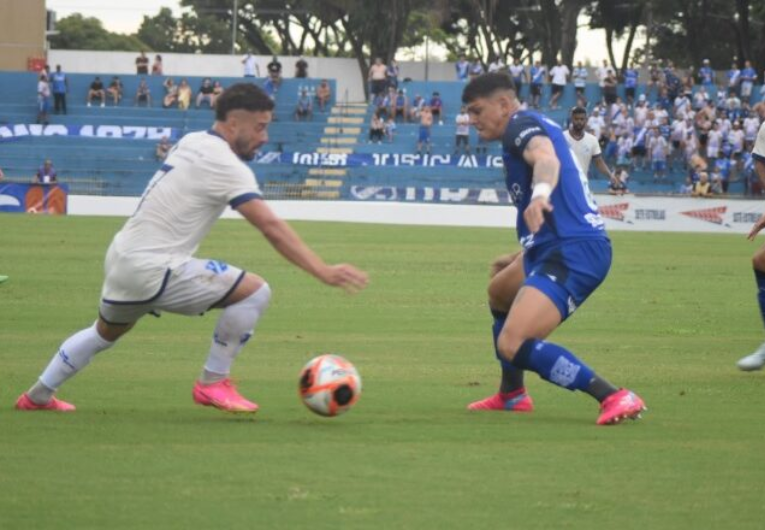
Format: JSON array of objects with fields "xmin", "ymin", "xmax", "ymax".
[{"xmin": 46, "ymin": 0, "xmax": 639, "ymax": 65}]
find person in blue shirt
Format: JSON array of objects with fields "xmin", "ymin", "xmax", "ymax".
[
  {"xmin": 455, "ymin": 54, "xmax": 470, "ymax": 82},
  {"xmin": 622, "ymin": 63, "xmax": 639, "ymax": 106},
  {"xmin": 50, "ymin": 65, "xmax": 68, "ymax": 115},
  {"xmin": 740, "ymin": 60, "xmax": 757, "ymax": 103},
  {"xmin": 698, "ymin": 59, "xmax": 715, "ymax": 86},
  {"xmin": 461, "ymin": 73, "xmax": 646, "ymax": 425},
  {"xmin": 529, "ymin": 60, "xmax": 546, "ymax": 109}
]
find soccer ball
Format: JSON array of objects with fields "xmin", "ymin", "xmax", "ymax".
[{"xmin": 299, "ymin": 354, "xmax": 362, "ymax": 417}]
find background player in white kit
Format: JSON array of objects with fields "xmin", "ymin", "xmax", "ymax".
[
  {"xmin": 563, "ymin": 106, "xmax": 614, "ymax": 181},
  {"xmin": 16, "ymin": 83, "xmax": 368, "ymax": 413}
]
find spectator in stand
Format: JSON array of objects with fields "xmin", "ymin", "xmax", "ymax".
[
  {"xmin": 469, "ymin": 58, "xmax": 485, "ymax": 80},
  {"xmin": 212, "ymin": 81, "xmax": 224, "ymax": 107},
  {"xmin": 408, "ymin": 93, "xmax": 425, "ymax": 122},
  {"xmin": 295, "ymin": 56, "xmax": 308, "ymax": 78},
  {"xmin": 646, "ymin": 61, "xmax": 663, "ymax": 100},
  {"xmin": 242, "ymin": 52, "xmax": 260, "ymax": 78},
  {"xmin": 529, "ymin": 60, "xmax": 545, "ymax": 109},
  {"xmin": 429, "ymin": 91, "xmax": 444, "ymax": 125},
  {"xmin": 648, "ymin": 126, "xmax": 669, "ymax": 180},
  {"xmin": 727, "ymin": 61, "xmax": 741, "ymax": 97},
  {"xmin": 454, "ymin": 105, "xmax": 471, "ymax": 155},
  {"xmin": 177, "ymin": 79, "xmax": 192, "ymax": 110},
  {"xmin": 596, "ymin": 59, "xmax": 614, "ymax": 101},
  {"xmin": 315, "ymin": 79, "xmax": 331, "ymax": 112},
  {"xmin": 572, "ymin": 61, "xmax": 588, "ymax": 107},
  {"xmin": 155, "ymin": 136, "xmax": 172, "ymax": 161},
  {"xmin": 36, "ymin": 73, "xmax": 51, "ymax": 125},
  {"xmin": 616, "ymin": 132, "xmax": 633, "ymax": 170},
  {"xmin": 267, "ymin": 55, "xmax": 282, "ymax": 86},
  {"xmin": 151, "ymin": 55, "xmax": 163, "ymax": 76},
  {"xmin": 602, "ymin": 70, "xmax": 618, "ymax": 107},
  {"xmin": 87, "ymin": 76, "xmax": 106, "ymax": 107},
  {"xmin": 368, "ymin": 57, "xmax": 388, "ymax": 100},
  {"xmin": 294, "ymin": 88, "xmax": 313, "ymax": 121},
  {"xmin": 386, "ymin": 58, "xmax": 400, "ymax": 90},
  {"xmin": 679, "ymin": 175, "xmax": 694, "ymax": 194},
  {"xmin": 134, "ymin": 78, "xmax": 152, "ymax": 107},
  {"xmin": 135, "ymin": 51, "xmax": 149, "ymax": 75},
  {"xmin": 692, "ymin": 171, "xmax": 712, "ymax": 196},
  {"xmin": 455, "ymin": 54, "xmax": 470, "ymax": 82},
  {"xmin": 416, "ymin": 105, "xmax": 433, "ymax": 155},
  {"xmin": 740, "ymin": 60, "xmax": 757, "ymax": 103},
  {"xmin": 608, "ymin": 167, "xmax": 629, "ymax": 195},
  {"xmin": 106, "ymin": 76, "xmax": 123, "ymax": 106},
  {"xmin": 196, "ymin": 78, "xmax": 215, "ymax": 108},
  {"xmin": 51, "ymin": 65, "xmax": 68, "ymax": 115},
  {"xmin": 35, "ymin": 159, "xmax": 57, "ymax": 184},
  {"xmin": 162, "ymin": 78, "xmax": 178, "ymax": 108},
  {"xmin": 698, "ymin": 58, "xmax": 715, "ymax": 87},
  {"xmin": 744, "ymin": 110, "xmax": 760, "ymax": 151},
  {"xmin": 564, "ymin": 106, "xmax": 613, "ymax": 180},
  {"xmin": 263, "ymin": 76, "xmax": 279, "ymax": 100},
  {"xmin": 681, "ymin": 65, "xmax": 696, "ymax": 97},
  {"xmin": 622, "ymin": 63, "xmax": 639, "ymax": 106},
  {"xmin": 509, "ymin": 58, "xmax": 526, "ymax": 99},
  {"xmin": 706, "ymin": 121, "xmax": 723, "ymax": 167},
  {"xmin": 391, "ymin": 88, "xmax": 408, "ymax": 123},
  {"xmin": 384, "ymin": 116, "xmax": 397, "ymax": 143},
  {"xmin": 488, "ymin": 55, "xmax": 505, "ymax": 73},
  {"xmin": 369, "ymin": 111, "xmax": 385, "ymax": 144},
  {"xmin": 548, "ymin": 58, "xmax": 569, "ymax": 110}
]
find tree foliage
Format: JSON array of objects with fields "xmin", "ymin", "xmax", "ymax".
[{"xmin": 48, "ymin": 14, "xmax": 147, "ymax": 51}]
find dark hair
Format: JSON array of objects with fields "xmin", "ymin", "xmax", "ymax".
[
  {"xmin": 462, "ymin": 72, "xmax": 516, "ymax": 104},
  {"xmin": 570, "ymin": 106, "xmax": 587, "ymax": 117},
  {"xmin": 215, "ymin": 83, "xmax": 275, "ymax": 121}
]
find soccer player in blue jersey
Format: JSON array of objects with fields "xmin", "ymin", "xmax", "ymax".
[{"xmin": 462, "ymin": 73, "xmax": 645, "ymax": 425}]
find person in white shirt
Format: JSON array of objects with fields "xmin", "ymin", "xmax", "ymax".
[
  {"xmin": 15, "ymin": 83, "xmax": 369, "ymax": 413},
  {"xmin": 454, "ymin": 105, "xmax": 471, "ymax": 155},
  {"xmin": 572, "ymin": 61, "xmax": 588, "ymax": 106},
  {"xmin": 242, "ymin": 52, "xmax": 259, "ymax": 77},
  {"xmin": 548, "ymin": 58, "xmax": 570, "ymax": 110},
  {"xmin": 488, "ymin": 57, "xmax": 505, "ymax": 73},
  {"xmin": 563, "ymin": 106, "xmax": 613, "ymax": 180}
]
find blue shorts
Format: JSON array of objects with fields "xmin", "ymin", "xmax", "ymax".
[
  {"xmin": 652, "ymin": 160, "xmax": 666, "ymax": 172},
  {"xmin": 523, "ymin": 239, "xmax": 612, "ymax": 320},
  {"xmin": 418, "ymin": 126, "xmax": 430, "ymax": 143}
]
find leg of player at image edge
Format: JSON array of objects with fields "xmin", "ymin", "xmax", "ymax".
[
  {"xmin": 0, "ymin": 275, "xmax": 9, "ymax": 284},
  {"xmin": 737, "ymin": 268, "xmax": 765, "ymax": 371}
]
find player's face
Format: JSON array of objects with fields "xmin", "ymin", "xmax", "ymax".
[
  {"xmin": 228, "ymin": 109, "xmax": 272, "ymax": 161},
  {"xmin": 466, "ymin": 93, "xmax": 511, "ymax": 141},
  {"xmin": 571, "ymin": 113, "xmax": 587, "ymax": 133}
]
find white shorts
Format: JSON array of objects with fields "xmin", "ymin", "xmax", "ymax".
[{"xmin": 99, "ymin": 258, "xmax": 245, "ymax": 325}]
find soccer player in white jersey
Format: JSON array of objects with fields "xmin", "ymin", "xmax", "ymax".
[
  {"xmin": 563, "ymin": 106, "xmax": 614, "ymax": 181},
  {"xmin": 737, "ymin": 121, "xmax": 765, "ymax": 371},
  {"xmin": 15, "ymin": 83, "xmax": 369, "ymax": 413}
]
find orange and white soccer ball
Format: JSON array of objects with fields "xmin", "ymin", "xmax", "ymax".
[{"xmin": 299, "ymin": 354, "xmax": 362, "ymax": 417}]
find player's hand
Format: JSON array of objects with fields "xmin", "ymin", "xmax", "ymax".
[
  {"xmin": 524, "ymin": 197, "xmax": 553, "ymax": 234},
  {"xmin": 320, "ymin": 264, "xmax": 369, "ymax": 293},
  {"xmin": 747, "ymin": 213, "xmax": 765, "ymax": 241}
]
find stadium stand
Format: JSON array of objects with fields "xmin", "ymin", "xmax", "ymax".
[{"xmin": 1, "ymin": 71, "xmax": 761, "ymax": 200}]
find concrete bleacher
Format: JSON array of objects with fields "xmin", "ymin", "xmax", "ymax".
[{"xmin": 1, "ymin": 70, "xmax": 759, "ymax": 201}]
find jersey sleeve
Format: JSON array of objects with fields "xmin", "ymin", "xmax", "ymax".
[
  {"xmin": 590, "ymin": 135, "xmax": 603, "ymax": 158},
  {"xmin": 502, "ymin": 114, "xmax": 549, "ymax": 158},
  {"xmin": 205, "ymin": 155, "xmax": 263, "ymax": 208}
]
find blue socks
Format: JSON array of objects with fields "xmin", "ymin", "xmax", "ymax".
[
  {"xmin": 755, "ymin": 269, "xmax": 765, "ymax": 327},
  {"xmin": 508, "ymin": 338, "xmax": 594, "ymax": 392}
]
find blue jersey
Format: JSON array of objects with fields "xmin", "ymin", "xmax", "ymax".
[
  {"xmin": 51, "ymin": 72, "xmax": 67, "ymax": 94},
  {"xmin": 501, "ymin": 111, "xmax": 607, "ymax": 250},
  {"xmin": 623, "ymin": 69, "xmax": 638, "ymax": 88}
]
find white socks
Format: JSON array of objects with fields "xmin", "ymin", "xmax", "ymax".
[
  {"xmin": 202, "ymin": 283, "xmax": 272, "ymax": 383},
  {"xmin": 29, "ymin": 322, "xmax": 114, "ymax": 403}
]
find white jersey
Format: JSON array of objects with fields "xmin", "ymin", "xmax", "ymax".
[
  {"xmin": 564, "ymin": 130, "xmax": 601, "ymax": 173},
  {"xmin": 102, "ymin": 130, "xmax": 262, "ymax": 302}
]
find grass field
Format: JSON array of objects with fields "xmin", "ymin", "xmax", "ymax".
[{"xmin": 1, "ymin": 213, "xmax": 764, "ymax": 529}]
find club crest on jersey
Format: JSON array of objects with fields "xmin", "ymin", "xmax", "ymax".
[{"xmin": 205, "ymin": 260, "xmax": 229, "ymax": 274}]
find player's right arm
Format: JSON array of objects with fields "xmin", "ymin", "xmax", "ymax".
[
  {"xmin": 236, "ymin": 198, "xmax": 369, "ymax": 293},
  {"xmin": 522, "ymin": 135, "xmax": 559, "ymax": 234}
]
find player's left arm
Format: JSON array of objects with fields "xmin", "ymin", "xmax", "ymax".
[{"xmin": 522, "ymin": 135, "xmax": 559, "ymax": 234}]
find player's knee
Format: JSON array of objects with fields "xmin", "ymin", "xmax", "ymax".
[
  {"xmin": 753, "ymin": 252, "xmax": 765, "ymax": 272},
  {"xmin": 496, "ymin": 330, "xmax": 523, "ymax": 362}
]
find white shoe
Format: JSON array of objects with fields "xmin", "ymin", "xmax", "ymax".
[
  {"xmin": 87, "ymin": 102, "xmax": 91, "ymax": 107},
  {"xmin": 737, "ymin": 344, "xmax": 765, "ymax": 371}
]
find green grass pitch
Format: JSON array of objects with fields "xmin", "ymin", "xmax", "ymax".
[{"xmin": 1, "ymin": 213, "xmax": 764, "ymax": 529}]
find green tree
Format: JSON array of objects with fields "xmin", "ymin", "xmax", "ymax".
[{"xmin": 48, "ymin": 14, "xmax": 147, "ymax": 51}]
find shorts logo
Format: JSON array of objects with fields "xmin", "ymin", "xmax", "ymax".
[
  {"xmin": 206, "ymin": 260, "xmax": 229, "ymax": 274},
  {"xmin": 550, "ymin": 356, "xmax": 580, "ymax": 388},
  {"xmin": 567, "ymin": 296, "xmax": 578, "ymax": 315}
]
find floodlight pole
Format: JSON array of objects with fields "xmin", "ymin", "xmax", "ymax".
[{"xmin": 232, "ymin": 0, "xmax": 238, "ymax": 55}]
